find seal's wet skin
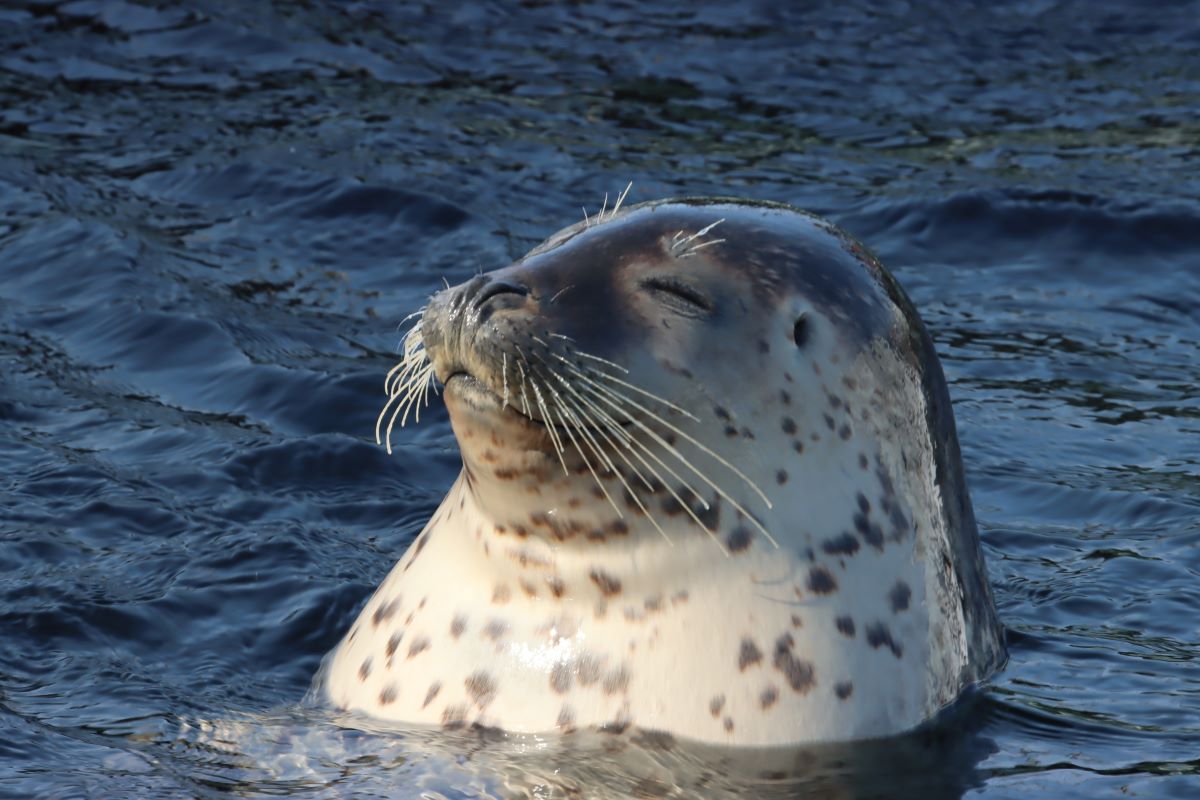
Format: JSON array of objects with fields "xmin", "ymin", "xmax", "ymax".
[{"xmin": 323, "ymin": 198, "xmax": 1005, "ymax": 746}]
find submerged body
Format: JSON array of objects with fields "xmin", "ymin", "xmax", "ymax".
[{"xmin": 322, "ymin": 198, "xmax": 1005, "ymax": 746}]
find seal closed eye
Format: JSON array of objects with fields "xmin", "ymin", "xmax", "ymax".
[{"xmin": 322, "ymin": 196, "xmax": 1006, "ymax": 747}]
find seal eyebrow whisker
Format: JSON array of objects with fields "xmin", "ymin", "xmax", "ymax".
[
  {"xmin": 502, "ymin": 352, "xmax": 509, "ymax": 409},
  {"xmin": 608, "ymin": 180, "xmax": 633, "ymax": 220},
  {"xmin": 582, "ymin": 206, "xmax": 591, "ymax": 228},
  {"xmin": 670, "ymin": 218, "xmax": 725, "ymax": 259},
  {"xmin": 678, "ymin": 238, "xmax": 726, "ymax": 259}
]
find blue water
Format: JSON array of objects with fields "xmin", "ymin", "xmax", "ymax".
[{"xmin": 2, "ymin": 1, "xmax": 1198, "ymax": 797}]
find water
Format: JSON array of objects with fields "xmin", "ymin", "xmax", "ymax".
[{"xmin": 1, "ymin": 1, "xmax": 1198, "ymax": 797}]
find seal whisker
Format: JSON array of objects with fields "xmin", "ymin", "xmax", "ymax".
[
  {"xmin": 670, "ymin": 218, "xmax": 726, "ymax": 258},
  {"xmin": 570, "ymin": 350, "xmax": 630, "ymax": 375},
  {"xmin": 564, "ymin": 354, "xmax": 698, "ymax": 421},
  {"xmin": 560, "ymin": 382, "xmax": 721, "ymax": 550},
  {"xmin": 519, "ymin": 352, "xmax": 570, "ymax": 475},
  {"xmin": 579, "ymin": 363, "xmax": 771, "ymax": 509},
  {"xmin": 545, "ymin": 395, "xmax": 625, "ymax": 522},
  {"xmin": 574, "ymin": 367, "xmax": 779, "ymax": 548},
  {"xmin": 502, "ymin": 352, "xmax": 509, "ymax": 408},
  {"xmin": 378, "ymin": 362, "xmax": 436, "ymax": 454},
  {"xmin": 548, "ymin": 362, "xmax": 716, "ymax": 516},
  {"xmin": 609, "ymin": 181, "xmax": 633, "ymax": 219},
  {"xmin": 527, "ymin": 357, "xmax": 675, "ymax": 545},
  {"xmin": 539, "ymin": 365, "xmax": 658, "ymax": 494},
  {"xmin": 678, "ymin": 238, "xmax": 726, "ymax": 259}
]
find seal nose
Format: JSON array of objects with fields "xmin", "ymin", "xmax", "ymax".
[
  {"xmin": 470, "ymin": 276, "xmax": 531, "ymax": 323},
  {"xmin": 472, "ymin": 277, "xmax": 529, "ymax": 310}
]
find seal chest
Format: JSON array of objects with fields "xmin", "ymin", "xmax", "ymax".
[{"xmin": 323, "ymin": 197, "xmax": 1005, "ymax": 746}]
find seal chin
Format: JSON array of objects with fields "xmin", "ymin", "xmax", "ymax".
[{"xmin": 444, "ymin": 371, "xmax": 503, "ymax": 412}]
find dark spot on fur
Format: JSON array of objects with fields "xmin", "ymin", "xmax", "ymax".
[
  {"xmin": 890, "ymin": 505, "xmax": 911, "ymax": 540},
  {"xmin": 379, "ymin": 683, "xmax": 397, "ymax": 705},
  {"xmin": 386, "ymin": 631, "xmax": 403, "ymax": 657},
  {"xmin": 776, "ymin": 469, "xmax": 788, "ymax": 485},
  {"xmin": 859, "ymin": 453, "xmax": 869, "ymax": 470},
  {"xmin": 358, "ymin": 657, "xmax": 372, "ymax": 681},
  {"xmin": 773, "ymin": 634, "xmax": 816, "ymax": 694},
  {"xmin": 781, "ymin": 390, "xmax": 791, "ymax": 405},
  {"xmin": 492, "ymin": 584, "xmax": 512, "ymax": 604},
  {"xmin": 791, "ymin": 614, "xmax": 803, "ymax": 628},
  {"xmin": 838, "ymin": 423, "xmax": 852, "ymax": 440},
  {"xmin": 855, "ymin": 513, "xmax": 884, "ymax": 550},
  {"xmin": 738, "ymin": 637, "xmax": 763, "ymax": 670},
  {"xmin": 484, "ymin": 618, "xmax": 509, "ymax": 640},
  {"xmin": 441, "ymin": 703, "xmax": 468, "ymax": 730},
  {"xmin": 836, "ymin": 616, "xmax": 856, "ymax": 637},
  {"xmin": 823, "ymin": 413, "xmax": 835, "ymax": 430},
  {"xmin": 372, "ymin": 597, "xmax": 400, "ymax": 628},
  {"xmin": 822, "ymin": 532, "xmax": 860, "ymax": 556},
  {"xmin": 781, "ymin": 417, "xmax": 797, "ymax": 435},
  {"xmin": 726, "ymin": 526, "xmax": 753, "ymax": 553},
  {"xmin": 547, "ymin": 576, "xmax": 566, "ymax": 598},
  {"xmin": 422, "ymin": 681, "xmax": 442, "ymax": 708},
  {"xmin": 866, "ymin": 622, "xmax": 904, "ymax": 658},
  {"xmin": 603, "ymin": 665, "xmax": 630, "ymax": 694},
  {"xmin": 740, "ymin": 426, "xmax": 755, "ymax": 439},
  {"xmin": 709, "ymin": 694, "xmax": 725, "ymax": 717},
  {"xmin": 519, "ymin": 579, "xmax": 538, "ymax": 598},
  {"xmin": 835, "ymin": 681, "xmax": 854, "ymax": 700},
  {"xmin": 450, "ymin": 615, "xmax": 467, "ymax": 638},
  {"xmin": 757, "ymin": 339, "xmax": 770, "ymax": 354},
  {"xmin": 724, "ymin": 717, "xmax": 734, "ymax": 732},
  {"xmin": 856, "ymin": 492, "xmax": 870, "ymax": 513},
  {"xmin": 550, "ymin": 662, "xmax": 573, "ymax": 694},
  {"xmin": 889, "ymin": 581, "xmax": 912, "ymax": 613},
  {"xmin": 793, "ymin": 440, "xmax": 804, "ymax": 454},
  {"xmin": 714, "ymin": 406, "xmax": 731, "ymax": 421},
  {"xmin": 406, "ymin": 636, "xmax": 430, "ymax": 659},
  {"xmin": 465, "ymin": 670, "xmax": 497, "ymax": 708},
  {"xmin": 807, "ymin": 566, "xmax": 838, "ymax": 595},
  {"xmin": 610, "ymin": 519, "xmax": 629, "ymax": 536},
  {"xmin": 577, "ymin": 652, "xmax": 603, "ymax": 686},
  {"xmin": 760, "ymin": 685, "xmax": 779, "ymax": 710},
  {"xmin": 590, "ymin": 569, "xmax": 622, "ymax": 597}
]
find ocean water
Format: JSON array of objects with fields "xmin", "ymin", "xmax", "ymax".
[{"xmin": 1, "ymin": 1, "xmax": 1198, "ymax": 797}]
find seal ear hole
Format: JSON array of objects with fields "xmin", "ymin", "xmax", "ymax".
[{"xmin": 793, "ymin": 315, "xmax": 810, "ymax": 348}]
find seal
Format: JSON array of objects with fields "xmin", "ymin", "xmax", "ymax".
[{"xmin": 322, "ymin": 195, "xmax": 1005, "ymax": 746}]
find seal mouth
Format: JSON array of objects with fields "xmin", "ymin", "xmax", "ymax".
[{"xmin": 444, "ymin": 369, "xmax": 551, "ymax": 427}]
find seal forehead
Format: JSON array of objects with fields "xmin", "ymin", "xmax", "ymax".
[{"xmin": 514, "ymin": 200, "xmax": 899, "ymax": 345}]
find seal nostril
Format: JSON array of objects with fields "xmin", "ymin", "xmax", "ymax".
[{"xmin": 474, "ymin": 278, "xmax": 530, "ymax": 310}]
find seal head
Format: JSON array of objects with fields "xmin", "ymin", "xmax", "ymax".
[{"xmin": 324, "ymin": 198, "xmax": 1005, "ymax": 746}]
